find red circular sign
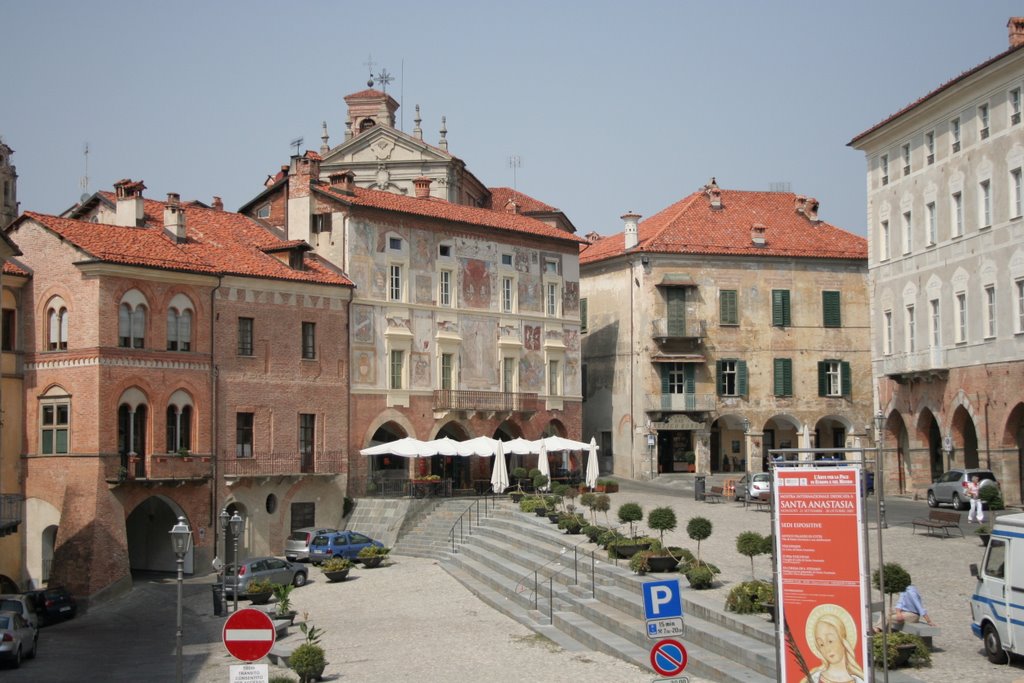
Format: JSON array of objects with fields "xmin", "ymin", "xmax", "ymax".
[
  {"xmin": 223, "ymin": 608, "xmax": 276, "ymax": 661},
  {"xmin": 649, "ymin": 638, "xmax": 687, "ymax": 676}
]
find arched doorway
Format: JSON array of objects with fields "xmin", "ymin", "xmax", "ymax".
[
  {"xmin": 952, "ymin": 406, "xmax": 980, "ymax": 469},
  {"xmin": 1006, "ymin": 403, "xmax": 1024, "ymax": 505},
  {"xmin": 0, "ymin": 575, "xmax": 17, "ymax": 593},
  {"xmin": 917, "ymin": 409, "xmax": 941, "ymax": 488},
  {"xmin": 41, "ymin": 525, "xmax": 57, "ymax": 585},
  {"xmin": 495, "ymin": 420, "xmax": 525, "ymax": 472},
  {"xmin": 433, "ymin": 422, "xmax": 471, "ymax": 488},
  {"xmin": 813, "ymin": 416, "xmax": 852, "ymax": 460},
  {"xmin": 366, "ymin": 422, "xmax": 409, "ymax": 478},
  {"xmin": 883, "ymin": 411, "xmax": 911, "ymax": 493},
  {"xmin": 125, "ymin": 496, "xmax": 195, "ymax": 574}
]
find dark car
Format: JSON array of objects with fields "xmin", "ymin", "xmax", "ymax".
[
  {"xmin": 22, "ymin": 586, "xmax": 76, "ymax": 626},
  {"xmin": 308, "ymin": 531, "xmax": 383, "ymax": 565},
  {"xmin": 927, "ymin": 468, "xmax": 998, "ymax": 510},
  {"xmin": 224, "ymin": 557, "xmax": 307, "ymax": 597}
]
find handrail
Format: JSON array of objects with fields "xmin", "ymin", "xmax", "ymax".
[{"xmin": 447, "ymin": 492, "xmax": 497, "ymax": 553}]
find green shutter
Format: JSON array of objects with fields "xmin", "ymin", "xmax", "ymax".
[
  {"xmin": 684, "ymin": 364, "xmax": 695, "ymax": 394},
  {"xmin": 822, "ymin": 291, "xmax": 841, "ymax": 328},
  {"xmin": 720, "ymin": 290, "xmax": 738, "ymax": 325},
  {"xmin": 715, "ymin": 359, "xmax": 724, "ymax": 396},
  {"xmin": 772, "ymin": 290, "xmax": 791, "ymax": 327},
  {"xmin": 841, "ymin": 361, "xmax": 852, "ymax": 397},
  {"xmin": 580, "ymin": 298, "xmax": 588, "ymax": 333},
  {"xmin": 774, "ymin": 358, "xmax": 792, "ymax": 396},
  {"xmin": 817, "ymin": 361, "xmax": 827, "ymax": 397},
  {"xmin": 738, "ymin": 361, "xmax": 748, "ymax": 397},
  {"xmin": 661, "ymin": 364, "xmax": 670, "ymax": 394},
  {"xmin": 667, "ymin": 289, "xmax": 686, "ymax": 336}
]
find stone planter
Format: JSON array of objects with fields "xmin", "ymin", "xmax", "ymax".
[
  {"xmin": 323, "ymin": 569, "xmax": 351, "ymax": 582},
  {"xmin": 645, "ymin": 555, "xmax": 680, "ymax": 573},
  {"xmin": 360, "ymin": 556, "xmax": 384, "ymax": 568},
  {"xmin": 535, "ymin": 507, "xmax": 550, "ymax": 517},
  {"xmin": 248, "ymin": 591, "xmax": 272, "ymax": 605},
  {"xmin": 609, "ymin": 541, "xmax": 651, "ymax": 559}
]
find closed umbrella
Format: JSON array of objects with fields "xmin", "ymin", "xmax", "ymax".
[
  {"xmin": 490, "ymin": 440, "xmax": 509, "ymax": 494},
  {"xmin": 585, "ymin": 437, "xmax": 600, "ymax": 489},
  {"xmin": 537, "ymin": 443, "xmax": 551, "ymax": 492}
]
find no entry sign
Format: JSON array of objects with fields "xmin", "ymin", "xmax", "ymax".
[
  {"xmin": 649, "ymin": 638, "xmax": 687, "ymax": 677},
  {"xmin": 223, "ymin": 608, "xmax": 276, "ymax": 662}
]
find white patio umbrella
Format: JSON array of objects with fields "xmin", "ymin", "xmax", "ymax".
[
  {"xmin": 421, "ymin": 436, "xmax": 463, "ymax": 457},
  {"xmin": 540, "ymin": 435, "xmax": 592, "ymax": 452},
  {"xmin": 490, "ymin": 440, "xmax": 510, "ymax": 494},
  {"xmin": 585, "ymin": 437, "xmax": 600, "ymax": 489},
  {"xmin": 502, "ymin": 437, "xmax": 538, "ymax": 455},
  {"xmin": 455, "ymin": 436, "xmax": 500, "ymax": 457},
  {"xmin": 537, "ymin": 443, "xmax": 551, "ymax": 492},
  {"xmin": 359, "ymin": 437, "xmax": 428, "ymax": 458}
]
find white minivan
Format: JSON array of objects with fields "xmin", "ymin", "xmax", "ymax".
[{"xmin": 970, "ymin": 512, "xmax": 1024, "ymax": 662}]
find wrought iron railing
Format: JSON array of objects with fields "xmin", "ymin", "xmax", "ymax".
[
  {"xmin": 647, "ymin": 392, "xmax": 716, "ymax": 412},
  {"xmin": 219, "ymin": 451, "xmax": 345, "ymax": 477},
  {"xmin": 0, "ymin": 494, "xmax": 23, "ymax": 536},
  {"xmin": 433, "ymin": 389, "xmax": 539, "ymax": 413},
  {"xmin": 651, "ymin": 318, "xmax": 707, "ymax": 340}
]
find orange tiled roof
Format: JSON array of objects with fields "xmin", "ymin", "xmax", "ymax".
[
  {"xmin": 19, "ymin": 198, "xmax": 353, "ymax": 286},
  {"xmin": 2, "ymin": 261, "xmax": 28, "ymax": 277},
  {"xmin": 579, "ymin": 188, "xmax": 866, "ymax": 265},
  {"xmin": 315, "ymin": 183, "xmax": 588, "ymax": 245},
  {"xmin": 486, "ymin": 187, "xmax": 558, "ymax": 214}
]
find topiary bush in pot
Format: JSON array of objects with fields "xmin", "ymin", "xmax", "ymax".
[
  {"xmin": 617, "ymin": 502, "xmax": 644, "ymax": 538},
  {"xmin": 686, "ymin": 516, "xmax": 713, "ymax": 565},
  {"xmin": 685, "ymin": 564, "xmax": 715, "ymax": 589},
  {"xmin": 725, "ymin": 580, "xmax": 774, "ymax": 614},
  {"xmin": 736, "ymin": 531, "xmax": 770, "ymax": 580},
  {"xmin": 872, "ymin": 562, "xmax": 911, "ymax": 614},
  {"xmin": 647, "ymin": 506, "xmax": 678, "ymax": 544}
]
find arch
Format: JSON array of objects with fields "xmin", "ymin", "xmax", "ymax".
[
  {"xmin": 882, "ymin": 409, "xmax": 913, "ymax": 494},
  {"xmin": 0, "ymin": 575, "xmax": 17, "ymax": 593},
  {"xmin": 1005, "ymin": 403, "xmax": 1024, "ymax": 506},
  {"xmin": 431, "ymin": 421, "xmax": 473, "ymax": 486},
  {"xmin": 812, "ymin": 415, "xmax": 853, "ymax": 455},
  {"xmin": 167, "ymin": 389, "xmax": 194, "ymax": 409},
  {"xmin": 43, "ymin": 295, "xmax": 68, "ymax": 351},
  {"xmin": 124, "ymin": 494, "xmax": 195, "ymax": 574},
  {"xmin": 166, "ymin": 294, "xmax": 194, "ymax": 352},
  {"xmin": 951, "ymin": 405, "xmax": 980, "ymax": 469},
  {"xmin": 117, "ymin": 387, "xmax": 148, "ymax": 411},
  {"xmin": 541, "ymin": 420, "xmax": 567, "ymax": 438},
  {"xmin": 365, "ymin": 420, "xmax": 411, "ymax": 478},
  {"xmin": 118, "ymin": 289, "xmax": 147, "ymax": 349},
  {"xmin": 24, "ymin": 497, "xmax": 60, "ymax": 589},
  {"xmin": 167, "ymin": 293, "xmax": 195, "ymax": 313},
  {"xmin": 915, "ymin": 408, "xmax": 942, "ymax": 486},
  {"xmin": 710, "ymin": 416, "xmax": 747, "ymax": 473}
]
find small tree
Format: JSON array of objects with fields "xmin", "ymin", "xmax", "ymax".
[
  {"xmin": 580, "ymin": 492, "xmax": 597, "ymax": 524},
  {"xmin": 736, "ymin": 531, "xmax": 766, "ymax": 580},
  {"xmin": 687, "ymin": 516, "xmax": 713, "ymax": 565},
  {"xmin": 618, "ymin": 502, "xmax": 644, "ymax": 538},
  {"xmin": 872, "ymin": 562, "xmax": 912, "ymax": 613},
  {"xmin": 533, "ymin": 473, "xmax": 549, "ymax": 493},
  {"xmin": 647, "ymin": 506, "xmax": 678, "ymax": 544},
  {"xmin": 594, "ymin": 493, "xmax": 611, "ymax": 526},
  {"xmin": 512, "ymin": 467, "xmax": 528, "ymax": 491},
  {"xmin": 979, "ymin": 485, "xmax": 1005, "ymax": 511}
]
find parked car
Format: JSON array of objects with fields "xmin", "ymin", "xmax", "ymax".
[
  {"xmin": 285, "ymin": 527, "xmax": 338, "ymax": 562},
  {"xmin": 732, "ymin": 473, "xmax": 771, "ymax": 501},
  {"xmin": 309, "ymin": 531, "xmax": 383, "ymax": 565},
  {"xmin": 0, "ymin": 610, "xmax": 37, "ymax": 668},
  {"xmin": 22, "ymin": 586, "xmax": 76, "ymax": 626},
  {"xmin": 0, "ymin": 595, "xmax": 39, "ymax": 629},
  {"xmin": 224, "ymin": 557, "xmax": 307, "ymax": 597},
  {"xmin": 927, "ymin": 468, "xmax": 998, "ymax": 510}
]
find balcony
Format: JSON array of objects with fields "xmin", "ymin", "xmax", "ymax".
[
  {"xmin": 220, "ymin": 450, "xmax": 345, "ymax": 479},
  {"xmin": 652, "ymin": 319, "xmax": 706, "ymax": 342},
  {"xmin": 433, "ymin": 390, "xmax": 539, "ymax": 414},
  {"xmin": 646, "ymin": 393, "xmax": 716, "ymax": 414},
  {"xmin": 107, "ymin": 452, "xmax": 214, "ymax": 484},
  {"xmin": 879, "ymin": 348, "xmax": 948, "ymax": 382},
  {"xmin": 0, "ymin": 494, "xmax": 23, "ymax": 537}
]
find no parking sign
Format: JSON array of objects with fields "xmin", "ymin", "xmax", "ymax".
[{"xmin": 649, "ymin": 638, "xmax": 688, "ymax": 676}]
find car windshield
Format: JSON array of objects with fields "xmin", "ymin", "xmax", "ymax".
[
  {"xmin": 0, "ymin": 615, "xmax": 10, "ymax": 629},
  {"xmin": 0, "ymin": 599, "xmax": 21, "ymax": 612},
  {"xmin": 289, "ymin": 531, "xmax": 310, "ymax": 542},
  {"xmin": 311, "ymin": 535, "xmax": 331, "ymax": 547}
]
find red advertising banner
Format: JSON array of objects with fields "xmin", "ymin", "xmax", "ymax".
[{"xmin": 773, "ymin": 466, "xmax": 868, "ymax": 683}]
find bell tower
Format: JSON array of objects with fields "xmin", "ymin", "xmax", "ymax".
[{"xmin": 0, "ymin": 139, "xmax": 17, "ymax": 228}]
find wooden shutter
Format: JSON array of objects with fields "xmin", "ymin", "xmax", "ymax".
[
  {"xmin": 580, "ymin": 298, "xmax": 588, "ymax": 333},
  {"xmin": 841, "ymin": 361, "xmax": 852, "ymax": 397},
  {"xmin": 774, "ymin": 358, "xmax": 791, "ymax": 396},
  {"xmin": 720, "ymin": 290, "xmax": 738, "ymax": 325},
  {"xmin": 715, "ymin": 359, "xmax": 724, "ymax": 396},
  {"xmin": 661, "ymin": 364, "xmax": 670, "ymax": 394},
  {"xmin": 817, "ymin": 361, "xmax": 827, "ymax": 396},
  {"xmin": 822, "ymin": 291, "xmax": 841, "ymax": 328},
  {"xmin": 684, "ymin": 364, "xmax": 695, "ymax": 394},
  {"xmin": 772, "ymin": 290, "xmax": 791, "ymax": 326},
  {"xmin": 738, "ymin": 361, "xmax": 748, "ymax": 396},
  {"xmin": 667, "ymin": 288, "xmax": 686, "ymax": 336}
]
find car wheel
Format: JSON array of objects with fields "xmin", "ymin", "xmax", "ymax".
[
  {"xmin": 984, "ymin": 623, "xmax": 1009, "ymax": 664},
  {"xmin": 927, "ymin": 491, "xmax": 937, "ymax": 508},
  {"xmin": 952, "ymin": 492, "xmax": 966, "ymax": 510},
  {"xmin": 293, "ymin": 572, "xmax": 307, "ymax": 587},
  {"xmin": 11, "ymin": 646, "xmax": 20, "ymax": 669},
  {"xmin": 28, "ymin": 635, "xmax": 37, "ymax": 659}
]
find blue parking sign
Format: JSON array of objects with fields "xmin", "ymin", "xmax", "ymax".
[{"xmin": 642, "ymin": 579, "xmax": 682, "ymax": 620}]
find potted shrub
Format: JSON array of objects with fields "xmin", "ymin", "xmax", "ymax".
[
  {"xmin": 872, "ymin": 562, "xmax": 911, "ymax": 615},
  {"xmin": 686, "ymin": 516, "xmax": 713, "ymax": 566},
  {"xmin": 320, "ymin": 557, "xmax": 353, "ymax": 582},
  {"xmin": 291, "ymin": 621, "xmax": 327, "ymax": 682},
  {"xmin": 558, "ymin": 513, "xmax": 585, "ymax": 534},
  {"xmin": 272, "ymin": 583, "xmax": 297, "ymax": 623},
  {"xmin": 736, "ymin": 531, "xmax": 770, "ymax": 580},
  {"xmin": 871, "ymin": 630, "xmax": 930, "ymax": 669},
  {"xmin": 598, "ymin": 478, "xmax": 619, "ymax": 493},
  {"xmin": 725, "ymin": 580, "xmax": 774, "ymax": 614},
  {"xmin": 682, "ymin": 451, "xmax": 696, "ymax": 472},
  {"xmin": 618, "ymin": 502, "xmax": 644, "ymax": 539},
  {"xmin": 357, "ymin": 545, "xmax": 391, "ymax": 568},
  {"xmin": 684, "ymin": 563, "xmax": 715, "ymax": 589},
  {"xmin": 594, "ymin": 493, "xmax": 611, "ymax": 526},
  {"xmin": 518, "ymin": 495, "xmax": 545, "ymax": 513},
  {"xmin": 246, "ymin": 578, "xmax": 274, "ymax": 605},
  {"xmin": 533, "ymin": 473, "xmax": 549, "ymax": 494}
]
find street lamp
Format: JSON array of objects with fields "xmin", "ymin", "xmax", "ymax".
[
  {"xmin": 229, "ymin": 511, "xmax": 244, "ymax": 613},
  {"xmin": 875, "ymin": 410, "xmax": 887, "ymax": 530},
  {"xmin": 219, "ymin": 508, "xmax": 230, "ymax": 615},
  {"xmin": 169, "ymin": 516, "xmax": 193, "ymax": 683}
]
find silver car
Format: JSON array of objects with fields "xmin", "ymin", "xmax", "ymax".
[
  {"xmin": 0, "ymin": 595, "xmax": 39, "ymax": 629},
  {"xmin": 224, "ymin": 556, "xmax": 307, "ymax": 597},
  {"xmin": 285, "ymin": 527, "xmax": 338, "ymax": 562},
  {"xmin": 0, "ymin": 610, "xmax": 37, "ymax": 668},
  {"xmin": 927, "ymin": 468, "xmax": 998, "ymax": 510}
]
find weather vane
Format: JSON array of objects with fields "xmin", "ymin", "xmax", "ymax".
[{"xmin": 372, "ymin": 68, "xmax": 394, "ymax": 93}]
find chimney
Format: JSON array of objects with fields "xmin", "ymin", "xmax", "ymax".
[
  {"xmin": 1010, "ymin": 17, "xmax": 1024, "ymax": 48},
  {"xmin": 164, "ymin": 193, "xmax": 186, "ymax": 243},
  {"xmin": 794, "ymin": 195, "xmax": 807, "ymax": 215},
  {"xmin": 621, "ymin": 211, "xmax": 641, "ymax": 250},
  {"xmin": 212, "ymin": 196, "xmax": 223, "ymax": 211},
  {"xmin": 805, "ymin": 197, "xmax": 820, "ymax": 222},
  {"xmin": 293, "ymin": 152, "xmax": 321, "ymax": 182},
  {"xmin": 113, "ymin": 179, "xmax": 146, "ymax": 227},
  {"xmin": 329, "ymin": 170, "xmax": 355, "ymax": 195},
  {"xmin": 751, "ymin": 223, "xmax": 767, "ymax": 246},
  {"xmin": 413, "ymin": 176, "xmax": 432, "ymax": 199},
  {"xmin": 705, "ymin": 177, "xmax": 722, "ymax": 209},
  {"xmin": 504, "ymin": 199, "xmax": 519, "ymax": 214},
  {"xmin": 584, "ymin": 231, "xmax": 603, "ymax": 243}
]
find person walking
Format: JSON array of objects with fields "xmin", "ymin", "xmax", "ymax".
[{"xmin": 967, "ymin": 474, "xmax": 984, "ymax": 524}]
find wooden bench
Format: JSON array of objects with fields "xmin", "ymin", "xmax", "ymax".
[
  {"xmin": 747, "ymin": 491, "xmax": 771, "ymax": 511},
  {"xmin": 911, "ymin": 510, "xmax": 963, "ymax": 537},
  {"xmin": 704, "ymin": 486, "xmax": 725, "ymax": 503}
]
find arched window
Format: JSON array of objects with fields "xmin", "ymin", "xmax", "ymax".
[
  {"xmin": 166, "ymin": 294, "xmax": 194, "ymax": 352},
  {"xmin": 46, "ymin": 297, "xmax": 68, "ymax": 351},
  {"xmin": 39, "ymin": 386, "xmax": 71, "ymax": 455},
  {"xmin": 166, "ymin": 404, "xmax": 193, "ymax": 453},
  {"xmin": 118, "ymin": 290, "xmax": 148, "ymax": 349}
]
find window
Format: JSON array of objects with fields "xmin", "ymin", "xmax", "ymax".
[
  {"xmin": 311, "ymin": 213, "xmax": 332, "ymax": 233},
  {"xmin": 389, "ymin": 349, "xmax": 405, "ymax": 390},
  {"xmin": 925, "ymin": 131, "xmax": 935, "ymax": 164},
  {"xmin": 548, "ymin": 359, "xmax": 560, "ymax": 396},
  {"xmin": 952, "ymin": 192, "xmax": 963, "ymax": 237},
  {"xmin": 256, "ymin": 204, "xmax": 271, "ymax": 219},
  {"xmin": 666, "ymin": 288, "xmax": 687, "ymax": 335},
  {"xmin": 389, "ymin": 237, "xmax": 402, "ymax": 251},
  {"xmin": 1, "ymin": 308, "xmax": 14, "ymax": 351},
  {"xmin": 818, "ymin": 360, "xmax": 851, "ymax": 397},
  {"xmin": 118, "ymin": 303, "xmax": 145, "ymax": 348},
  {"xmin": 546, "ymin": 282, "xmax": 559, "ymax": 317},
  {"xmin": 1018, "ymin": 279, "xmax": 1024, "ymax": 333},
  {"xmin": 926, "ymin": 202, "xmax": 937, "ymax": 245},
  {"xmin": 41, "ymin": 399, "xmax": 70, "ymax": 455},
  {"xmin": 930, "ymin": 299, "xmax": 940, "ymax": 347},
  {"xmin": 439, "ymin": 244, "xmax": 451, "ymax": 258},
  {"xmin": 501, "ymin": 253, "xmax": 513, "ymax": 267},
  {"xmin": 716, "ymin": 359, "xmax": 748, "ymax": 397},
  {"xmin": 299, "ymin": 414, "xmax": 315, "ymax": 460},
  {"xmin": 663, "ymin": 363, "xmax": 694, "ymax": 395},
  {"xmin": 544, "ymin": 258, "xmax": 558, "ymax": 276},
  {"xmin": 46, "ymin": 302, "xmax": 68, "ymax": 351},
  {"xmin": 166, "ymin": 308, "xmax": 192, "ymax": 351},
  {"xmin": 238, "ymin": 317, "xmax": 254, "ymax": 356},
  {"xmin": 389, "ymin": 264, "xmax": 403, "ymax": 302},
  {"xmin": 883, "ymin": 310, "xmax": 893, "ymax": 355},
  {"xmin": 773, "ymin": 358, "xmax": 792, "ymax": 397},
  {"xmin": 290, "ymin": 501, "xmax": 315, "ymax": 531},
  {"xmin": 1012, "ymin": 88, "xmax": 1022, "ymax": 125},
  {"xmin": 301, "ymin": 322, "xmax": 316, "ymax": 359},
  {"xmin": 1013, "ymin": 168, "xmax": 1023, "ymax": 218},
  {"xmin": 771, "ymin": 289, "xmax": 791, "ymax": 327},
  {"xmin": 580, "ymin": 298, "xmax": 588, "ymax": 333},
  {"xmin": 440, "ymin": 353, "xmax": 453, "ymax": 390},
  {"xmin": 956, "ymin": 292, "xmax": 967, "ymax": 343},
  {"xmin": 720, "ymin": 289, "xmax": 739, "ymax": 326},
  {"xmin": 902, "ymin": 143, "xmax": 911, "ymax": 175},
  {"xmin": 502, "ymin": 357, "xmax": 516, "ymax": 392},
  {"xmin": 166, "ymin": 405, "xmax": 192, "ymax": 452},
  {"xmin": 902, "ymin": 211, "xmax": 912, "ymax": 254},
  {"xmin": 439, "ymin": 270, "xmax": 452, "ymax": 307},
  {"xmin": 880, "ymin": 154, "xmax": 889, "ymax": 185},
  {"xmin": 951, "ymin": 117, "xmax": 961, "ymax": 152},
  {"xmin": 822, "ymin": 291, "xmax": 841, "ymax": 328},
  {"xmin": 236, "ymin": 413, "xmax": 254, "ymax": 457},
  {"xmin": 880, "ymin": 220, "xmax": 890, "ymax": 260},
  {"xmin": 980, "ymin": 180, "xmax": 992, "ymax": 228},
  {"xmin": 979, "ymin": 103, "xmax": 990, "ymax": 139},
  {"xmin": 501, "ymin": 277, "xmax": 515, "ymax": 313},
  {"xmin": 905, "ymin": 304, "xmax": 915, "ymax": 353},
  {"xmin": 985, "ymin": 285, "xmax": 996, "ymax": 338}
]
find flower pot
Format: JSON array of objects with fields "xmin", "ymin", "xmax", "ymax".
[
  {"xmin": 535, "ymin": 507, "xmax": 550, "ymax": 517},
  {"xmin": 979, "ymin": 533, "xmax": 991, "ymax": 546},
  {"xmin": 248, "ymin": 591, "xmax": 272, "ymax": 605},
  {"xmin": 323, "ymin": 569, "xmax": 351, "ymax": 582},
  {"xmin": 510, "ymin": 492, "xmax": 525, "ymax": 503},
  {"xmin": 893, "ymin": 643, "xmax": 917, "ymax": 668},
  {"xmin": 645, "ymin": 555, "xmax": 680, "ymax": 573},
  {"xmin": 610, "ymin": 541, "xmax": 651, "ymax": 559},
  {"xmin": 547, "ymin": 513, "xmax": 561, "ymax": 524},
  {"xmin": 361, "ymin": 556, "xmax": 384, "ymax": 568}
]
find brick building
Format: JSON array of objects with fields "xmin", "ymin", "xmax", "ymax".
[
  {"xmin": 7, "ymin": 181, "xmax": 353, "ymax": 600},
  {"xmin": 0, "ymin": 230, "xmax": 26, "ymax": 593}
]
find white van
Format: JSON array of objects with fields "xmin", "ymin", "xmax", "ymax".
[{"xmin": 970, "ymin": 512, "xmax": 1024, "ymax": 662}]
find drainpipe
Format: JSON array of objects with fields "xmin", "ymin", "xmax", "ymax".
[
  {"xmin": 629, "ymin": 259, "xmax": 635, "ymax": 480},
  {"xmin": 210, "ymin": 277, "xmax": 222, "ymax": 549}
]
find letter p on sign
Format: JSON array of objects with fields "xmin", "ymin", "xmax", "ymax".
[{"xmin": 642, "ymin": 579, "xmax": 683, "ymax": 620}]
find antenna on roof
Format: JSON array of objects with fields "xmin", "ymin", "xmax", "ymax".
[
  {"xmin": 769, "ymin": 181, "xmax": 791, "ymax": 193},
  {"xmin": 290, "ymin": 137, "xmax": 304, "ymax": 156},
  {"xmin": 79, "ymin": 142, "xmax": 90, "ymax": 203},
  {"xmin": 508, "ymin": 155, "xmax": 522, "ymax": 190}
]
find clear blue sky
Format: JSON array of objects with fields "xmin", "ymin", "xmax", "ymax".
[{"xmin": 2, "ymin": 1, "xmax": 1021, "ymax": 237}]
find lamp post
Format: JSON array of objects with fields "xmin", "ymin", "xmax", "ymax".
[
  {"xmin": 742, "ymin": 417, "xmax": 752, "ymax": 500},
  {"xmin": 219, "ymin": 508, "xmax": 229, "ymax": 615},
  {"xmin": 169, "ymin": 516, "xmax": 193, "ymax": 683},
  {"xmin": 875, "ymin": 410, "xmax": 887, "ymax": 530},
  {"xmin": 229, "ymin": 511, "xmax": 244, "ymax": 613}
]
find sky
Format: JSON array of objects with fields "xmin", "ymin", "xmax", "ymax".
[{"xmin": 2, "ymin": 1, "xmax": 1022, "ymax": 238}]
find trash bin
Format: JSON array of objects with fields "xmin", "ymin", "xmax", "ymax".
[
  {"xmin": 212, "ymin": 584, "xmax": 223, "ymax": 616},
  {"xmin": 694, "ymin": 474, "xmax": 707, "ymax": 502}
]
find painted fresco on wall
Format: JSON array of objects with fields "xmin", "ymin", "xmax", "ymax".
[
  {"xmin": 412, "ymin": 351, "xmax": 431, "ymax": 388},
  {"xmin": 563, "ymin": 328, "xmax": 579, "ymax": 353},
  {"xmin": 460, "ymin": 258, "xmax": 492, "ymax": 308},
  {"xmin": 520, "ymin": 352, "xmax": 544, "ymax": 391},
  {"xmin": 564, "ymin": 357, "xmax": 579, "ymax": 394},
  {"xmin": 524, "ymin": 325, "xmax": 541, "ymax": 352},
  {"xmin": 415, "ymin": 273, "xmax": 433, "ymax": 305},
  {"xmin": 352, "ymin": 305, "xmax": 375, "ymax": 344},
  {"xmin": 459, "ymin": 315, "xmax": 497, "ymax": 388},
  {"xmin": 352, "ymin": 219, "xmax": 375, "ymax": 254},
  {"xmin": 519, "ymin": 273, "xmax": 541, "ymax": 312},
  {"xmin": 563, "ymin": 281, "xmax": 579, "ymax": 316},
  {"xmin": 413, "ymin": 311, "xmax": 433, "ymax": 350},
  {"xmin": 412, "ymin": 233, "xmax": 432, "ymax": 267},
  {"xmin": 354, "ymin": 350, "xmax": 376, "ymax": 385}
]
